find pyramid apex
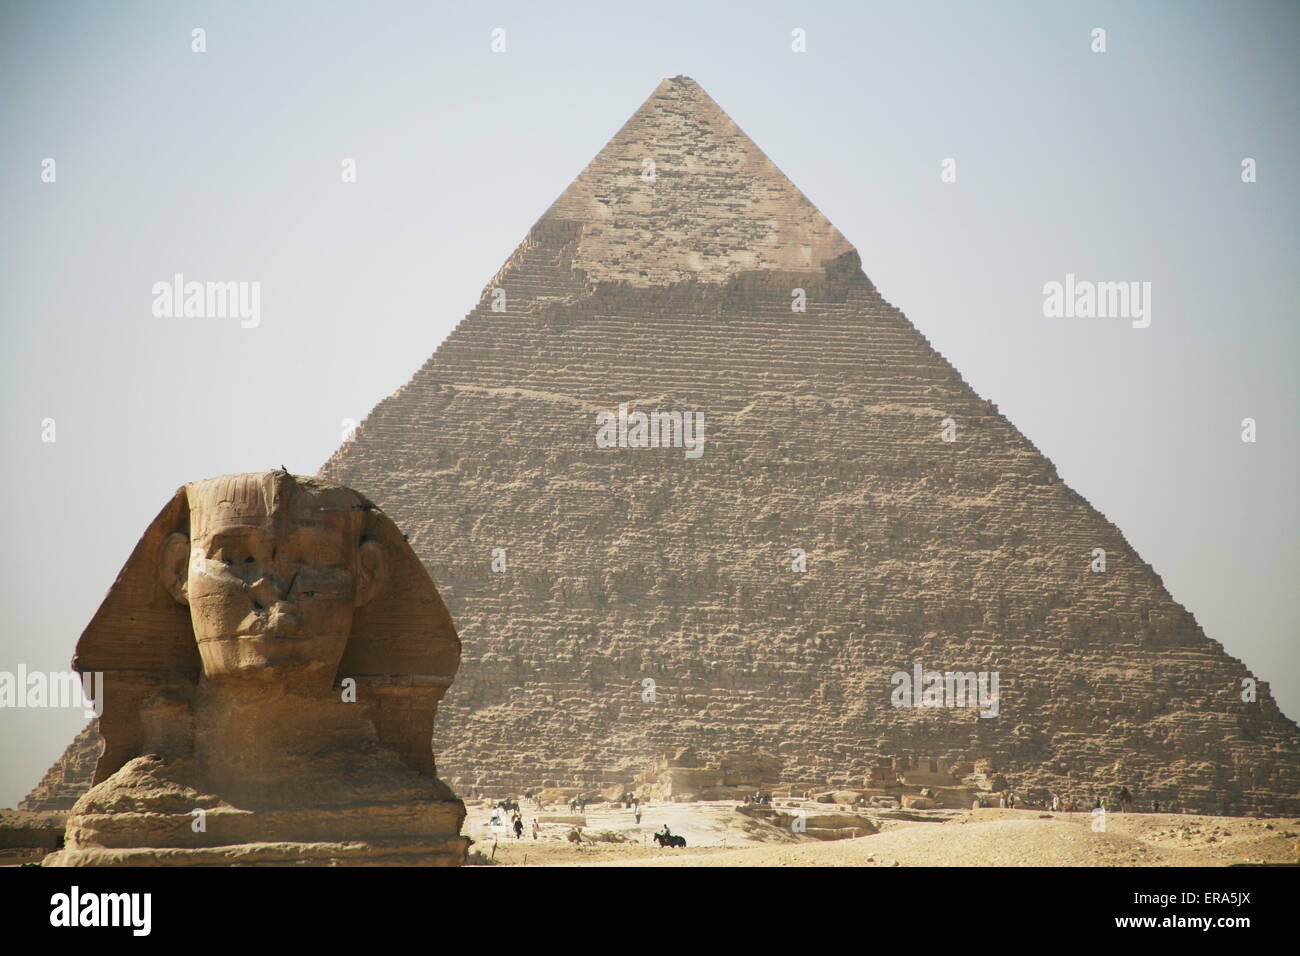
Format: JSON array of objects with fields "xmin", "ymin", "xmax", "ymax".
[
  {"xmin": 652, "ymin": 74, "xmax": 710, "ymax": 98},
  {"xmin": 534, "ymin": 76, "xmax": 854, "ymax": 287}
]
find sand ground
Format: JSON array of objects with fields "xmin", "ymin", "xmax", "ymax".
[{"xmin": 464, "ymin": 800, "xmax": 1300, "ymax": 867}]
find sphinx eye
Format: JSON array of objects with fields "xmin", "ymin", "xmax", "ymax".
[{"xmin": 212, "ymin": 547, "xmax": 249, "ymax": 567}]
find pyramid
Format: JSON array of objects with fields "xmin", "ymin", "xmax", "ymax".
[
  {"xmin": 20, "ymin": 721, "xmax": 101, "ymax": 812},
  {"xmin": 30, "ymin": 77, "xmax": 1300, "ymax": 815},
  {"xmin": 315, "ymin": 75, "xmax": 1300, "ymax": 812}
]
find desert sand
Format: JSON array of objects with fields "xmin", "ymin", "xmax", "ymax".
[{"xmin": 464, "ymin": 800, "xmax": 1300, "ymax": 867}]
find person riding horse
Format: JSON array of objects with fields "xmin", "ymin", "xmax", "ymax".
[{"xmin": 653, "ymin": 826, "xmax": 686, "ymax": 848}]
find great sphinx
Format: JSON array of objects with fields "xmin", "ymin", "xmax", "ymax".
[{"xmin": 46, "ymin": 471, "xmax": 468, "ymax": 865}]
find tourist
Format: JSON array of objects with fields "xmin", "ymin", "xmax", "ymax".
[
  {"xmin": 531, "ymin": 818, "xmax": 539, "ymax": 839},
  {"xmin": 513, "ymin": 816, "xmax": 524, "ymax": 839}
]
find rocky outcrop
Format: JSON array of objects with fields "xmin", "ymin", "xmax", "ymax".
[
  {"xmin": 0, "ymin": 810, "xmax": 66, "ymax": 865},
  {"xmin": 634, "ymin": 748, "xmax": 782, "ymax": 800}
]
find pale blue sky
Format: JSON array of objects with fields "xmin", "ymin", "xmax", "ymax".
[{"xmin": 2, "ymin": 0, "xmax": 1296, "ymax": 807}]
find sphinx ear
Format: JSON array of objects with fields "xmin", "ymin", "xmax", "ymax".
[
  {"xmin": 160, "ymin": 532, "xmax": 191, "ymax": 606},
  {"xmin": 356, "ymin": 538, "xmax": 386, "ymax": 608}
]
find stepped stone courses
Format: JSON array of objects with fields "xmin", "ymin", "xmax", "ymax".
[
  {"xmin": 319, "ymin": 76, "xmax": 1300, "ymax": 814},
  {"xmin": 20, "ymin": 722, "xmax": 101, "ymax": 812},
  {"xmin": 26, "ymin": 76, "xmax": 1300, "ymax": 819}
]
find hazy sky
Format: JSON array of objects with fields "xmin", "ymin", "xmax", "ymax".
[{"xmin": 2, "ymin": 0, "xmax": 1296, "ymax": 808}]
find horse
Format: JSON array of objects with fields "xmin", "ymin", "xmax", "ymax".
[{"xmin": 653, "ymin": 832, "xmax": 686, "ymax": 848}]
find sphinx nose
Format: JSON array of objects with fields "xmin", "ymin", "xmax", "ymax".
[{"xmin": 249, "ymin": 574, "xmax": 289, "ymax": 609}]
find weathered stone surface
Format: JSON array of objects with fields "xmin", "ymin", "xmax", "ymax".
[
  {"xmin": 740, "ymin": 804, "xmax": 878, "ymax": 842},
  {"xmin": 44, "ymin": 472, "xmax": 468, "ymax": 866},
  {"xmin": 0, "ymin": 809, "xmax": 66, "ymax": 865},
  {"xmin": 317, "ymin": 75, "xmax": 1300, "ymax": 814},
  {"xmin": 720, "ymin": 752, "xmax": 783, "ymax": 787},
  {"xmin": 635, "ymin": 747, "xmax": 782, "ymax": 800},
  {"xmin": 313, "ymin": 76, "xmax": 1300, "ymax": 814},
  {"xmin": 28, "ymin": 76, "xmax": 1300, "ymax": 818}
]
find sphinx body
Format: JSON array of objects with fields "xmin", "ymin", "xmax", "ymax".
[{"xmin": 46, "ymin": 472, "xmax": 468, "ymax": 866}]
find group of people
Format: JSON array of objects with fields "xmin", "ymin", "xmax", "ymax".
[
  {"xmin": 489, "ymin": 800, "xmax": 538, "ymax": 839},
  {"xmin": 973, "ymin": 786, "xmax": 1151, "ymax": 813},
  {"xmin": 1046, "ymin": 787, "xmax": 1138, "ymax": 814},
  {"xmin": 490, "ymin": 791, "xmax": 648, "ymax": 840},
  {"xmin": 745, "ymin": 790, "xmax": 771, "ymax": 805}
]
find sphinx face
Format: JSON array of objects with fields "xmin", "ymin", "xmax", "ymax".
[{"xmin": 175, "ymin": 474, "xmax": 376, "ymax": 694}]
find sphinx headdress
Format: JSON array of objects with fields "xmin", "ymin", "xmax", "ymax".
[{"xmin": 70, "ymin": 472, "xmax": 460, "ymax": 783}]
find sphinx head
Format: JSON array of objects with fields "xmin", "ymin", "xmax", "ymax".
[
  {"xmin": 73, "ymin": 470, "xmax": 460, "ymax": 782},
  {"xmin": 159, "ymin": 473, "xmax": 384, "ymax": 694}
]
